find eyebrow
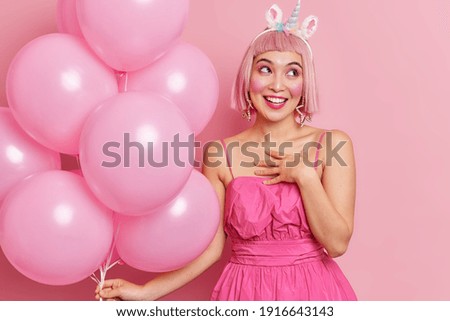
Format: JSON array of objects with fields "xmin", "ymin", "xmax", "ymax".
[{"xmin": 255, "ymin": 58, "xmax": 303, "ymax": 69}]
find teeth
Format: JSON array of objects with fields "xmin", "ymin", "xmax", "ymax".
[{"xmin": 265, "ymin": 97, "xmax": 287, "ymax": 104}]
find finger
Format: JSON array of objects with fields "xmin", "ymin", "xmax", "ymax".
[
  {"xmin": 102, "ymin": 279, "xmax": 122, "ymax": 289},
  {"xmin": 264, "ymin": 148, "xmax": 284, "ymax": 159},
  {"xmin": 99, "ymin": 287, "xmax": 122, "ymax": 300},
  {"xmin": 254, "ymin": 159, "xmax": 269, "ymax": 167},
  {"xmin": 263, "ymin": 176, "xmax": 282, "ymax": 185},
  {"xmin": 260, "ymin": 156, "xmax": 282, "ymax": 167}
]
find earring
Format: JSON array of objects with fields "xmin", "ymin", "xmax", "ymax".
[
  {"xmin": 242, "ymin": 97, "xmax": 254, "ymax": 122},
  {"xmin": 295, "ymin": 97, "xmax": 310, "ymax": 127}
]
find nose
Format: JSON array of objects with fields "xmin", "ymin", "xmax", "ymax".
[{"xmin": 269, "ymin": 73, "xmax": 285, "ymax": 92}]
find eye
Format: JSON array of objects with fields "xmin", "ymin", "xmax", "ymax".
[
  {"xmin": 259, "ymin": 66, "xmax": 271, "ymax": 74},
  {"xmin": 287, "ymin": 69, "xmax": 299, "ymax": 77}
]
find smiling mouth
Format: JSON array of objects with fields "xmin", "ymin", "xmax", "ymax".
[{"xmin": 264, "ymin": 96, "xmax": 288, "ymax": 109}]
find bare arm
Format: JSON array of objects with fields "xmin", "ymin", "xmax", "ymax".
[
  {"xmin": 97, "ymin": 143, "xmax": 227, "ymax": 300},
  {"xmin": 295, "ymin": 130, "xmax": 356, "ymax": 257}
]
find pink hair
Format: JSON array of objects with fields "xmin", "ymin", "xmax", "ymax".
[{"xmin": 231, "ymin": 30, "xmax": 319, "ymax": 118}]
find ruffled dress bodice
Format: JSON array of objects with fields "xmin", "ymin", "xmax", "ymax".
[{"xmin": 210, "ymin": 136, "xmax": 356, "ymax": 301}]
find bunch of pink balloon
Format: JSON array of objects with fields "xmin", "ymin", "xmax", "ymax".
[{"xmin": 0, "ymin": 0, "xmax": 220, "ymax": 286}]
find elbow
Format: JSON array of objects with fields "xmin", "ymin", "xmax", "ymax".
[
  {"xmin": 326, "ymin": 240, "xmax": 349, "ymax": 258},
  {"xmin": 208, "ymin": 241, "xmax": 225, "ymax": 264},
  {"xmin": 327, "ymin": 246, "xmax": 347, "ymax": 258},
  {"xmin": 210, "ymin": 248, "xmax": 224, "ymax": 263},
  {"xmin": 204, "ymin": 231, "xmax": 226, "ymax": 264},
  {"xmin": 326, "ymin": 225, "xmax": 353, "ymax": 258}
]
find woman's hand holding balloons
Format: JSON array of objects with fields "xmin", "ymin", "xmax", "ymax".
[{"xmin": 96, "ymin": 279, "xmax": 146, "ymax": 301}]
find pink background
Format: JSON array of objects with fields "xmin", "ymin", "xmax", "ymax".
[{"xmin": 1, "ymin": 0, "xmax": 449, "ymax": 300}]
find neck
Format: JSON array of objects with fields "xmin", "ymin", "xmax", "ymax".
[{"xmin": 249, "ymin": 114, "xmax": 303, "ymax": 143}]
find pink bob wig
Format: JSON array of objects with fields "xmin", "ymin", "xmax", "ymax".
[{"xmin": 231, "ymin": 30, "xmax": 319, "ymax": 119}]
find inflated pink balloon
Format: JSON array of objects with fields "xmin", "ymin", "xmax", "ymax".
[
  {"xmin": 0, "ymin": 171, "xmax": 114, "ymax": 285},
  {"xmin": 6, "ymin": 33, "xmax": 118, "ymax": 154},
  {"xmin": 77, "ymin": 0, "xmax": 189, "ymax": 71},
  {"xmin": 56, "ymin": 0, "xmax": 83, "ymax": 37},
  {"xmin": 116, "ymin": 170, "xmax": 220, "ymax": 272},
  {"xmin": 79, "ymin": 92, "xmax": 193, "ymax": 215},
  {"xmin": 0, "ymin": 108, "xmax": 61, "ymax": 202},
  {"xmin": 125, "ymin": 42, "xmax": 219, "ymax": 134}
]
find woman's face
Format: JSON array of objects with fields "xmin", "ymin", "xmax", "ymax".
[{"xmin": 249, "ymin": 51, "xmax": 303, "ymax": 122}]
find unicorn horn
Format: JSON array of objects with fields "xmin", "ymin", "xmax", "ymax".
[{"xmin": 286, "ymin": 0, "xmax": 301, "ymax": 30}]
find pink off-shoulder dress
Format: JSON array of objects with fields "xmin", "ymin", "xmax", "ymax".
[{"xmin": 210, "ymin": 134, "xmax": 356, "ymax": 301}]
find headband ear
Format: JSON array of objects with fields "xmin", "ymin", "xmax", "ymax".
[
  {"xmin": 265, "ymin": 4, "xmax": 283, "ymax": 29},
  {"xmin": 300, "ymin": 15, "xmax": 319, "ymax": 40}
]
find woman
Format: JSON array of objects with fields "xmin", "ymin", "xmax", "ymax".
[{"xmin": 96, "ymin": 0, "xmax": 357, "ymax": 301}]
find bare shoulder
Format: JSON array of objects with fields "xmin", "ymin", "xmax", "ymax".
[
  {"xmin": 203, "ymin": 139, "xmax": 227, "ymax": 168},
  {"xmin": 326, "ymin": 129, "xmax": 353, "ymax": 142},
  {"xmin": 320, "ymin": 128, "xmax": 355, "ymax": 169},
  {"xmin": 322, "ymin": 129, "xmax": 354, "ymax": 154},
  {"xmin": 202, "ymin": 139, "xmax": 230, "ymax": 184},
  {"xmin": 302, "ymin": 126, "xmax": 351, "ymax": 141}
]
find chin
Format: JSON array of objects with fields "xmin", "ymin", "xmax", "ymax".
[{"xmin": 263, "ymin": 112, "xmax": 293, "ymax": 123}]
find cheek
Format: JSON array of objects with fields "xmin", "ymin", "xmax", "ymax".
[
  {"xmin": 250, "ymin": 78, "xmax": 266, "ymax": 94},
  {"xmin": 289, "ymin": 83, "xmax": 303, "ymax": 97}
]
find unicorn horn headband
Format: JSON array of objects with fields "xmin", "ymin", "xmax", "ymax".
[{"xmin": 253, "ymin": 0, "xmax": 319, "ymax": 48}]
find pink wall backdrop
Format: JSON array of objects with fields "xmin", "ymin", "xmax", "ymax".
[{"xmin": 1, "ymin": 0, "xmax": 449, "ymax": 300}]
